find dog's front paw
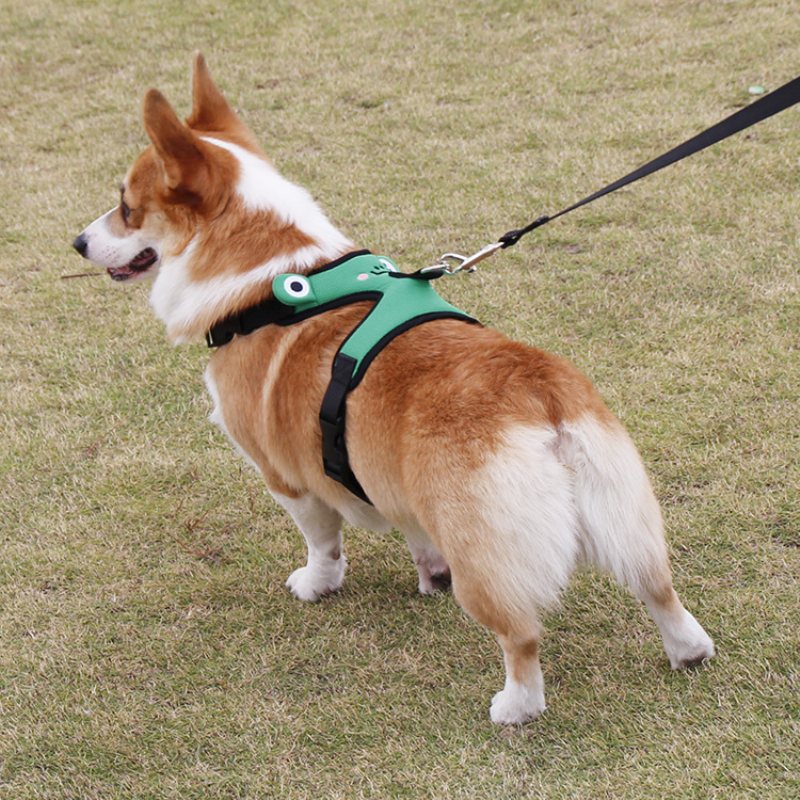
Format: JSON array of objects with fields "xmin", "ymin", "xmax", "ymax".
[
  {"xmin": 285, "ymin": 557, "xmax": 346, "ymax": 602},
  {"xmin": 489, "ymin": 684, "xmax": 546, "ymax": 726}
]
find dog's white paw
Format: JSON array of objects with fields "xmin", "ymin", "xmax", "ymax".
[
  {"xmin": 285, "ymin": 557, "xmax": 346, "ymax": 602},
  {"xmin": 489, "ymin": 683, "xmax": 546, "ymax": 726},
  {"xmin": 665, "ymin": 612, "xmax": 716, "ymax": 669}
]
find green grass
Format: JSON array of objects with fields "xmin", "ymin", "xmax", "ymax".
[{"xmin": 1, "ymin": 1, "xmax": 798, "ymax": 797}]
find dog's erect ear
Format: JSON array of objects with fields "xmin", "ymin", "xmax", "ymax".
[
  {"xmin": 143, "ymin": 88, "xmax": 207, "ymax": 197},
  {"xmin": 185, "ymin": 52, "xmax": 261, "ymax": 150},
  {"xmin": 187, "ymin": 52, "xmax": 237, "ymax": 132}
]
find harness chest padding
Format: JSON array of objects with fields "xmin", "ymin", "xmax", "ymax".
[{"xmin": 273, "ymin": 252, "xmax": 478, "ymax": 503}]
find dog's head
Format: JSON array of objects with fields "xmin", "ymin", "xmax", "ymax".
[
  {"xmin": 73, "ymin": 53, "xmax": 351, "ymax": 342},
  {"xmin": 73, "ymin": 53, "xmax": 258, "ymax": 283}
]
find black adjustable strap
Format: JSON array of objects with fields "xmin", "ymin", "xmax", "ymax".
[
  {"xmin": 499, "ymin": 74, "xmax": 800, "ymax": 248},
  {"xmin": 206, "ymin": 296, "xmax": 294, "ymax": 348},
  {"xmin": 319, "ymin": 354, "xmax": 371, "ymax": 503}
]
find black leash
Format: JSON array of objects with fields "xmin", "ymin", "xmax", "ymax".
[{"xmin": 423, "ymin": 74, "xmax": 800, "ymax": 275}]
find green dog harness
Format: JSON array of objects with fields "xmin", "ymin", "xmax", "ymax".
[{"xmin": 206, "ymin": 250, "xmax": 478, "ymax": 502}]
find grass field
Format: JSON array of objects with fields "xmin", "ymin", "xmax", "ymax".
[{"xmin": 1, "ymin": 1, "xmax": 798, "ymax": 797}]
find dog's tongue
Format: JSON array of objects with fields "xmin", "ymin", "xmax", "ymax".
[{"xmin": 107, "ymin": 248, "xmax": 157, "ymax": 281}]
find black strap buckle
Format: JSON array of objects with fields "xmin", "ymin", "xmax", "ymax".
[
  {"xmin": 319, "ymin": 413, "xmax": 347, "ymax": 480},
  {"xmin": 206, "ymin": 313, "xmax": 244, "ymax": 348},
  {"xmin": 205, "ymin": 326, "xmax": 235, "ymax": 348}
]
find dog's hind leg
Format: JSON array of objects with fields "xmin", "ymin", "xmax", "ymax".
[
  {"xmin": 450, "ymin": 565, "xmax": 550, "ymax": 725},
  {"xmin": 455, "ymin": 578, "xmax": 549, "ymax": 726},
  {"xmin": 272, "ymin": 492, "xmax": 346, "ymax": 602},
  {"xmin": 422, "ymin": 426, "xmax": 579, "ymax": 724},
  {"xmin": 558, "ymin": 416, "xmax": 715, "ymax": 669}
]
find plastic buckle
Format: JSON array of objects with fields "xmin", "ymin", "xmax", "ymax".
[
  {"xmin": 320, "ymin": 413, "xmax": 347, "ymax": 479},
  {"xmin": 205, "ymin": 326, "xmax": 235, "ymax": 348}
]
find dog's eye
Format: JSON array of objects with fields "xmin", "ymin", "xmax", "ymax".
[{"xmin": 120, "ymin": 201, "xmax": 131, "ymax": 223}]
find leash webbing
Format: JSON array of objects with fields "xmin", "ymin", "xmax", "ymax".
[
  {"xmin": 422, "ymin": 75, "xmax": 800, "ymax": 275},
  {"xmin": 498, "ymin": 75, "xmax": 800, "ymax": 249}
]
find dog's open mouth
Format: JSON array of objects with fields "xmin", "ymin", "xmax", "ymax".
[{"xmin": 107, "ymin": 248, "xmax": 159, "ymax": 281}]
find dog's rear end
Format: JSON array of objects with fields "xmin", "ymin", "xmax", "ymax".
[
  {"xmin": 342, "ymin": 322, "xmax": 714, "ymax": 723},
  {"xmin": 73, "ymin": 53, "xmax": 714, "ymax": 725}
]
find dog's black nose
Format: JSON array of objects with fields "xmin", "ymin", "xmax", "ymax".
[{"xmin": 72, "ymin": 233, "xmax": 88, "ymax": 257}]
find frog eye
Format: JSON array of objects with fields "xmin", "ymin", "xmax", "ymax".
[
  {"xmin": 283, "ymin": 275, "xmax": 311, "ymax": 299},
  {"xmin": 378, "ymin": 258, "xmax": 398, "ymax": 273}
]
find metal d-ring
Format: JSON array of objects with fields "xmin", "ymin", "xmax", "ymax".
[{"xmin": 420, "ymin": 241, "xmax": 504, "ymax": 276}]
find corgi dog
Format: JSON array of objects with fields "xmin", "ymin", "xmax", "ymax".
[{"xmin": 73, "ymin": 53, "xmax": 714, "ymax": 724}]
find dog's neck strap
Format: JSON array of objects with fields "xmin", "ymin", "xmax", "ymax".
[
  {"xmin": 204, "ymin": 250, "xmax": 370, "ymax": 348},
  {"xmin": 205, "ymin": 250, "xmax": 478, "ymax": 503}
]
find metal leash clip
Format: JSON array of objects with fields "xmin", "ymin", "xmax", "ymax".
[{"xmin": 420, "ymin": 240, "xmax": 504, "ymax": 276}]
